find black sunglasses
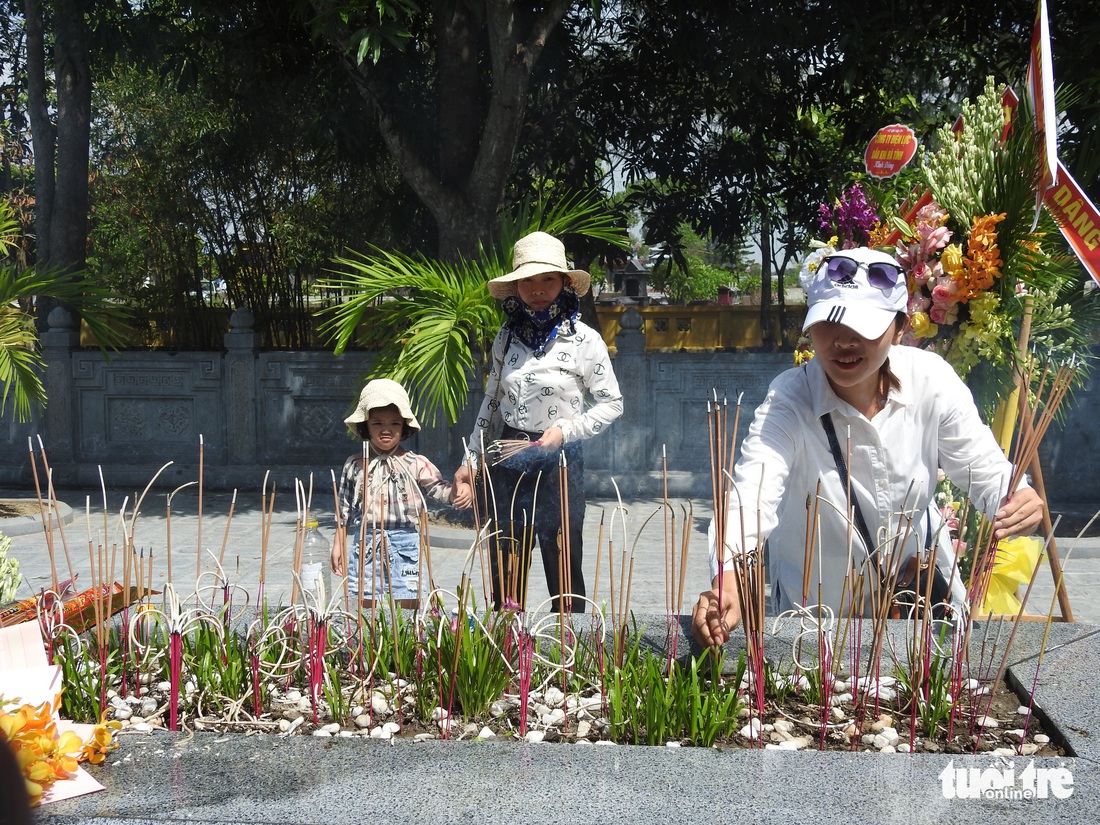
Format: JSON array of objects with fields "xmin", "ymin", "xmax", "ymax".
[{"xmin": 823, "ymin": 255, "xmax": 905, "ymax": 290}]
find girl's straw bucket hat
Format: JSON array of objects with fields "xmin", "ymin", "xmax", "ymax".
[{"xmin": 344, "ymin": 379, "xmax": 421, "ymax": 435}]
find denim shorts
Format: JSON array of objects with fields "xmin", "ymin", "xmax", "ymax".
[{"xmin": 345, "ymin": 523, "xmax": 421, "ymax": 600}]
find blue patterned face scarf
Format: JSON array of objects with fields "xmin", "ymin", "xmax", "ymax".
[{"xmin": 502, "ymin": 288, "xmax": 581, "ymax": 357}]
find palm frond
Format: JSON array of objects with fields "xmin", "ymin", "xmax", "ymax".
[{"xmin": 0, "ymin": 307, "xmax": 46, "ymax": 420}]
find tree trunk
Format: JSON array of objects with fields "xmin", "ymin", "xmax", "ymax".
[
  {"xmin": 24, "ymin": 0, "xmax": 91, "ymax": 278},
  {"xmin": 335, "ymin": 0, "xmax": 574, "ymax": 259},
  {"xmin": 759, "ymin": 209, "xmax": 774, "ymax": 350},
  {"xmin": 50, "ymin": 0, "xmax": 92, "ymax": 274},
  {"xmin": 24, "ymin": 0, "xmax": 54, "ymax": 266}
]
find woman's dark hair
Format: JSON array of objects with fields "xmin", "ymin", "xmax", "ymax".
[
  {"xmin": 0, "ymin": 736, "xmax": 32, "ymax": 825},
  {"xmin": 880, "ymin": 311, "xmax": 908, "ymax": 395}
]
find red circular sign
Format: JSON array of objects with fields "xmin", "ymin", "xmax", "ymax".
[{"xmin": 864, "ymin": 124, "xmax": 918, "ymax": 179}]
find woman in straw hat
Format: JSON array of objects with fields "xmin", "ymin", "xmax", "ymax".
[
  {"xmin": 332, "ymin": 378, "xmax": 471, "ymax": 608},
  {"xmin": 692, "ymin": 246, "xmax": 1043, "ymax": 646},
  {"xmin": 456, "ymin": 231, "xmax": 623, "ymax": 613}
]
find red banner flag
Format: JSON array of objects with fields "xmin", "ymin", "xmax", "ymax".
[
  {"xmin": 1044, "ymin": 161, "xmax": 1100, "ymax": 288},
  {"xmin": 1027, "ymin": 0, "xmax": 1058, "ymax": 226}
]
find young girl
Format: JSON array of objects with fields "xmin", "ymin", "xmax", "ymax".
[
  {"xmin": 455, "ymin": 231, "xmax": 623, "ymax": 612},
  {"xmin": 331, "ymin": 378, "xmax": 471, "ymax": 607},
  {"xmin": 692, "ymin": 246, "xmax": 1044, "ymax": 645}
]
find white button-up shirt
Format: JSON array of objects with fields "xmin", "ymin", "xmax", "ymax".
[
  {"xmin": 712, "ymin": 345, "xmax": 1021, "ymax": 614},
  {"xmin": 467, "ymin": 319, "xmax": 623, "ymax": 454}
]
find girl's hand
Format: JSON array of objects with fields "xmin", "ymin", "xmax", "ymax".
[
  {"xmin": 452, "ymin": 481, "xmax": 473, "ymax": 510},
  {"xmin": 330, "ymin": 533, "xmax": 346, "ymax": 576}
]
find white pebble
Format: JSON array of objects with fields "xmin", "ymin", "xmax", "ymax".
[
  {"xmin": 542, "ymin": 708, "xmax": 566, "ymax": 728},
  {"xmin": 157, "ymin": 681, "xmax": 172, "ymax": 693},
  {"xmin": 478, "ymin": 726, "xmax": 496, "ymax": 739},
  {"xmin": 575, "ymin": 720, "xmax": 592, "ymax": 739},
  {"xmin": 371, "ymin": 693, "xmax": 390, "ymax": 716},
  {"xmin": 130, "ymin": 722, "xmax": 152, "ymax": 733},
  {"xmin": 430, "ymin": 707, "xmax": 449, "ymax": 722},
  {"xmin": 764, "ymin": 738, "xmax": 806, "ymax": 751},
  {"xmin": 286, "ymin": 689, "xmax": 303, "ymax": 702},
  {"xmin": 312, "ymin": 729, "xmax": 332, "ymax": 738},
  {"xmin": 413, "ymin": 733, "xmax": 435, "ymax": 742},
  {"xmin": 740, "ymin": 718, "xmax": 762, "ymax": 739},
  {"xmin": 338, "ymin": 730, "xmax": 354, "ymax": 738},
  {"xmin": 1016, "ymin": 705, "xmax": 1031, "ymax": 715},
  {"xmin": 897, "ymin": 743, "xmax": 911, "ymax": 753},
  {"xmin": 1019, "ymin": 743, "xmax": 1041, "ymax": 755},
  {"xmin": 880, "ymin": 745, "xmax": 897, "ymax": 753},
  {"xmin": 354, "ymin": 714, "xmax": 371, "ymax": 729},
  {"xmin": 490, "ymin": 701, "xmax": 509, "ymax": 719},
  {"xmin": 773, "ymin": 719, "xmax": 794, "ymax": 734},
  {"xmin": 1034, "ymin": 734, "xmax": 1050, "ymax": 744},
  {"xmin": 1005, "ymin": 729, "xmax": 1026, "ymax": 742},
  {"xmin": 322, "ymin": 722, "xmax": 341, "ymax": 734},
  {"xmin": 369, "ymin": 726, "xmax": 391, "ymax": 740},
  {"xmin": 524, "ymin": 730, "xmax": 546, "ymax": 743},
  {"xmin": 278, "ymin": 718, "xmax": 291, "ymax": 733},
  {"xmin": 829, "ymin": 692, "xmax": 853, "ymax": 706},
  {"xmin": 543, "ymin": 687, "xmax": 565, "ymax": 708},
  {"xmin": 976, "ymin": 715, "xmax": 999, "ymax": 729},
  {"xmin": 665, "ymin": 741, "xmax": 682, "ymax": 748},
  {"xmin": 831, "ymin": 707, "xmax": 846, "ymax": 721},
  {"xmin": 140, "ymin": 698, "xmax": 158, "ymax": 717},
  {"xmin": 113, "ymin": 707, "xmax": 133, "ymax": 721}
]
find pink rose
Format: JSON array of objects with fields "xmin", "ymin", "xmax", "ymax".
[{"xmin": 911, "ymin": 261, "xmax": 932, "ymax": 285}]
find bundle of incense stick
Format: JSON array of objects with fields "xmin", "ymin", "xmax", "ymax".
[
  {"xmin": 707, "ymin": 391, "xmax": 742, "ymax": 632},
  {"xmin": 485, "ymin": 438, "xmax": 541, "ymax": 465},
  {"xmin": 969, "ymin": 356, "xmax": 1078, "ymax": 608}
]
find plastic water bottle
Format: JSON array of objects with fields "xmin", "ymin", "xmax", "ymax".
[{"xmin": 300, "ymin": 520, "xmax": 329, "ymax": 603}]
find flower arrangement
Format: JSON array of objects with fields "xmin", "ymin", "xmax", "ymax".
[
  {"xmin": 802, "ymin": 77, "xmax": 1095, "ymax": 419},
  {"xmin": 0, "ymin": 695, "xmax": 119, "ymax": 805}
]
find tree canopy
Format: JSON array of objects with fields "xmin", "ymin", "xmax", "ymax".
[{"xmin": 2, "ymin": 0, "xmax": 1097, "ymax": 351}]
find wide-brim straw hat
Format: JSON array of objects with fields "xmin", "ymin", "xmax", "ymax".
[
  {"xmin": 344, "ymin": 378, "xmax": 421, "ymax": 434},
  {"xmin": 487, "ymin": 231, "xmax": 591, "ymax": 300}
]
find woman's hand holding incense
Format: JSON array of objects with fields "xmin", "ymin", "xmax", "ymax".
[
  {"xmin": 691, "ymin": 572, "xmax": 741, "ymax": 647},
  {"xmin": 993, "ymin": 487, "xmax": 1044, "ymax": 541},
  {"xmin": 539, "ymin": 426, "xmax": 563, "ymax": 452}
]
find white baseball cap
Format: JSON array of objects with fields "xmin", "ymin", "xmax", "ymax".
[{"xmin": 802, "ymin": 247, "xmax": 908, "ymax": 340}]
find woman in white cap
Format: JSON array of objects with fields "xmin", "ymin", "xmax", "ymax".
[
  {"xmin": 332, "ymin": 378, "xmax": 471, "ymax": 608},
  {"xmin": 692, "ymin": 246, "xmax": 1044, "ymax": 645},
  {"xmin": 456, "ymin": 231, "xmax": 623, "ymax": 612}
]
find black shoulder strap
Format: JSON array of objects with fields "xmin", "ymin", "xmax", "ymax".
[{"xmin": 820, "ymin": 413, "xmax": 881, "ymax": 575}]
